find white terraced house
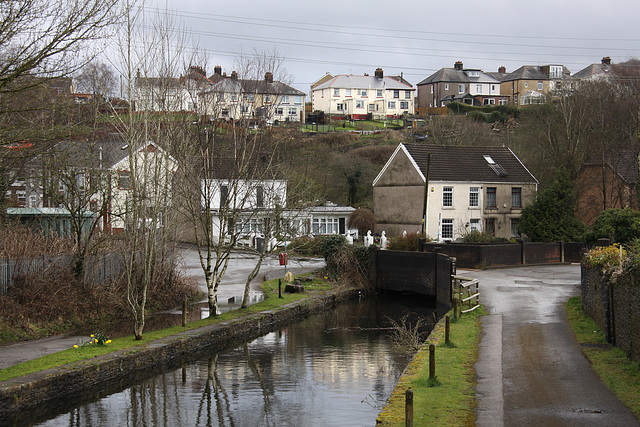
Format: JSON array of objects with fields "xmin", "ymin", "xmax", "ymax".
[{"xmin": 311, "ymin": 68, "xmax": 415, "ymax": 120}]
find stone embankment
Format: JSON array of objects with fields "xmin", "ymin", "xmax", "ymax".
[{"xmin": 0, "ymin": 288, "xmax": 360, "ymax": 422}]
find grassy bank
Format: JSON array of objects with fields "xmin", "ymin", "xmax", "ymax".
[
  {"xmin": 377, "ymin": 307, "xmax": 485, "ymax": 426},
  {"xmin": 565, "ymin": 296, "xmax": 640, "ymax": 418},
  {"xmin": 0, "ymin": 277, "xmax": 332, "ymax": 383}
]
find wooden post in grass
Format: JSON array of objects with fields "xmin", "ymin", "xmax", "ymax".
[
  {"xmin": 429, "ymin": 344, "xmax": 436, "ymax": 380},
  {"xmin": 278, "ymin": 278, "xmax": 282, "ymax": 298},
  {"xmin": 182, "ymin": 298, "xmax": 187, "ymax": 327},
  {"xmin": 405, "ymin": 387, "xmax": 414, "ymax": 427},
  {"xmin": 445, "ymin": 315, "xmax": 451, "ymax": 345}
]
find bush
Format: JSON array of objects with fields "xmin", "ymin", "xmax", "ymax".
[
  {"xmin": 583, "ymin": 244, "xmax": 626, "ymax": 271},
  {"xmin": 387, "ymin": 233, "xmax": 425, "ymax": 251},
  {"xmin": 287, "ymin": 236, "xmax": 324, "ymax": 257},
  {"xmin": 586, "ymin": 208, "xmax": 640, "ymax": 245},
  {"xmin": 324, "ymin": 244, "xmax": 373, "ymax": 289}
]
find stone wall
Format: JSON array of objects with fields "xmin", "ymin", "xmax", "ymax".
[
  {"xmin": 0, "ymin": 289, "xmax": 359, "ymax": 422},
  {"xmin": 581, "ymin": 266, "xmax": 640, "ymax": 363}
]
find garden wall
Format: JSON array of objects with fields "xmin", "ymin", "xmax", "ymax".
[
  {"xmin": 581, "ymin": 266, "xmax": 640, "ymax": 363},
  {"xmin": 421, "ymin": 241, "xmax": 586, "ymax": 269}
]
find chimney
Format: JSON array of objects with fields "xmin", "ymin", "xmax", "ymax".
[
  {"xmin": 375, "ymin": 68, "xmax": 384, "ymax": 78},
  {"xmin": 231, "ymin": 71, "xmax": 238, "ymax": 80},
  {"xmin": 214, "ymin": 65, "xmax": 222, "ymax": 75},
  {"xmin": 189, "ymin": 65, "xmax": 206, "ymax": 76},
  {"xmin": 454, "ymin": 61, "xmax": 463, "ymax": 71},
  {"xmin": 602, "ymin": 57, "xmax": 612, "ymax": 65},
  {"xmin": 498, "ymin": 66, "xmax": 506, "ymax": 74},
  {"xmin": 265, "ymin": 72, "xmax": 273, "ymax": 83}
]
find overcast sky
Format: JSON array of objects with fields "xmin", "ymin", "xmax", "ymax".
[{"xmin": 141, "ymin": 0, "xmax": 640, "ymax": 93}]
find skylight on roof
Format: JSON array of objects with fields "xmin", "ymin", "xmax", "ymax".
[{"xmin": 483, "ymin": 155, "xmax": 495, "ymax": 164}]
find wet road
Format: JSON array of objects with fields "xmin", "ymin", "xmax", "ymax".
[{"xmin": 471, "ymin": 265, "xmax": 639, "ymax": 426}]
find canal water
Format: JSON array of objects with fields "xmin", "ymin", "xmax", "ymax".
[{"xmin": 30, "ymin": 295, "xmax": 436, "ymax": 426}]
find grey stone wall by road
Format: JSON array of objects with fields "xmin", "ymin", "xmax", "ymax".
[{"xmin": 581, "ymin": 266, "xmax": 640, "ymax": 363}]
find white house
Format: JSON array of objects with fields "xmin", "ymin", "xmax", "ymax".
[
  {"xmin": 311, "ymin": 68, "xmax": 415, "ymax": 119},
  {"xmin": 199, "ymin": 70, "xmax": 305, "ymax": 124},
  {"xmin": 373, "ymin": 143, "xmax": 538, "ymax": 242}
]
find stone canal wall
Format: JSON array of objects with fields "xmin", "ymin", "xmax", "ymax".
[{"xmin": 0, "ymin": 289, "xmax": 360, "ymax": 422}]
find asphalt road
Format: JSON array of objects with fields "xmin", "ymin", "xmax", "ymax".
[{"xmin": 470, "ymin": 265, "xmax": 639, "ymax": 427}]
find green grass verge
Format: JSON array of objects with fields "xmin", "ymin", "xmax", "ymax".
[
  {"xmin": 0, "ymin": 276, "xmax": 331, "ymax": 383},
  {"xmin": 377, "ymin": 306, "xmax": 485, "ymax": 426},
  {"xmin": 565, "ymin": 296, "xmax": 640, "ymax": 418}
]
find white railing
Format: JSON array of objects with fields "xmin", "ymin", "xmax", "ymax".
[{"xmin": 452, "ymin": 275, "xmax": 480, "ymax": 315}]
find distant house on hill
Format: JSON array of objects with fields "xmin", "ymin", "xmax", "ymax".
[{"xmin": 373, "ymin": 143, "xmax": 538, "ymax": 241}]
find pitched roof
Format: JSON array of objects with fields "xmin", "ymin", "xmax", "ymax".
[
  {"xmin": 313, "ymin": 74, "xmax": 414, "ymax": 91},
  {"xmin": 502, "ymin": 65, "xmax": 571, "ymax": 82},
  {"xmin": 582, "ymin": 150, "xmax": 639, "ymax": 184},
  {"xmin": 417, "ymin": 68, "xmax": 500, "ymax": 86},
  {"xmin": 401, "ymin": 144, "xmax": 538, "ymax": 183},
  {"xmin": 572, "ymin": 63, "xmax": 612, "ymax": 79},
  {"xmin": 203, "ymin": 77, "xmax": 305, "ymax": 96}
]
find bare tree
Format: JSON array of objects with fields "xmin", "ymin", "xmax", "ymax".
[{"xmin": 0, "ymin": 0, "xmax": 119, "ymax": 96}]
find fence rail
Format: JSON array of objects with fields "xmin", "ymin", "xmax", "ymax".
[
  {"xmin": 0, "ymin": 253, "xmax": 125, "ymax": 295},
  {"xmin": 452, "ymin": 275, "xmax": 480, "ymax": 315}
]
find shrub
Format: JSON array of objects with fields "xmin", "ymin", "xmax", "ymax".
[
  {"xmin": 387, "ymin": 233, "xmax": 425, "ymax": 251},
  {"xmin": 324, "ymin": 244, "xmax": 373, "ymax": 289},
  {"xmin": 586, "ymin": 208, "xmax": 640, "ymax": 245},
  {"xmin": 318, "ymin": 234, "xmax": 347, "ymax": 261},
  {"xmin": 583, "ymin": 244, "xmax": 627, "ymax": 271}
]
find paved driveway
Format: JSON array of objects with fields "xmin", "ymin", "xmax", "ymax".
[{"xmin": 467, "ymin": 265, "xmax": 639, "ymax": 427}]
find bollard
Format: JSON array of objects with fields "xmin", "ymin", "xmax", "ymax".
[
  {"xmin": 445, "ymin": 315, "xmax": 450, "ymax": 346},
  {"xmin": 405, "ymin": 387, "xmax": 413, "ymax": 427},
  {"xmin": 429, "ymin": 344, "xmax": 436, "ymax": 380},
  {"xmin": 278, "ymin": 278, "xmax": 282, "ymax": 299},
  {"xmin": 453, "ymin": 297, "xmax": 458, "ymax": 321},
  {"xmin": 182, "ymin": 298, "xmax": 187, "ymax": 327}
]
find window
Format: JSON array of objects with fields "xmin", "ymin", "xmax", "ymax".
[
  {"xmin": 368, "ymin": 104, "xmax": 375, "ymax": 111},
  {"xmin": 294, "ymin": 96, "xmax": 301, "ymax": 104},
  {"xmin": 276, "ymin": 107, "xmax": 284, "ymax": 115},
  {"xmin": 256, "ymin": 186, "xmax": 264, "ymax": 208},
  {"xmin": 345, "ymin": 89, "xmax": 351, "ymax": 96},
  {"xmin": 476, "ymin": 84, "xmax": 482, "ymax": 93},
  {"xmin": 393, "ymin": 90, "xmax": 399, "ymax": 98},
  {"xmin": 217, "ymin": 93, "xmax": 224, "ymax": 101},
  {"xmin": 511, "ymin": 218, "xmax": 520, "ymax": 238},
  {"xmin": 405, "ymin": 90, "xmax": 411, "ymax": 99},
  {"xmin": 443, "ymin": 186, "xmax": 453, "ymax": 207},
  {"xmin": 445, "ymin": 84, "xmax": 449, "ymax": 90},
  {"xmin": 231, "ymin": 93, "xmax": 238, "ymax": 102},
  {"xmin": 282, "ymin": 95, "xmax": 289, "ymax": 104},
  {"xmin": 485, "ymin": 218, "xmax": 495, "ymax": 235},
  {"xmin": 458, "ymin": 84, "xmax": 465, "ymax": 93},
  {"xmin": 441, "ymin": 219, "xmax": 454, "ymax": 240},
  {"xmin": 550, "ymin": 65, "xmax": 563, "ymax": 79},
  {"xmin": 388, "ymin": 101, "xmax": 396, "ymax": 109},
  {"xmin": 491, "ymin": 85, "xmax": 496, "ymax": 91},
  {"xmin": 400, "ymin": 101, "xmax": 409, "ymax": 109},
  {"xmin": 486, "ymin": 187, "xmax": 496, "ymax": 208},
  {"xmin": 336, "ymin": 103, "xmax": 345, "ymax": 111},
  {"xmin": 483, "ymin": 98, "xmax": 496, "ymax": 106},
  {"xmin": 289, "ymin": 108, "xmax": 297, "ymax": 115},
  {"xmin": 265, "ymin": 94, "xmax": 271, "ymax": 103},
  {"xmin": 118, "ymin": 171, "xmax": 130, "ymax": 189},
  {"xmin": 524, "ymin": 81, "xmax": 528, "ymax": 88},
  {"xmin": 359, "ymin": 89, "xmax": 367, "ymax": 97},
  {"xmin": 220, "ymin": 185, "xmax": 228, "ymax": 206},
  {"xmin": 29, "ymin": 195, "xmax": 37, "ymax": 208},
  {"xmin": 356, "ymin": 100, "xmax": 364, "ymax": 109},
  {"xmin": 538, "ymin": 81, "xmax": 543, "ymax": 90},
  {"xmin": 377, "ymin": 89, "xmax": 383, "ymax": 97},
  {"xmin": 249, "ymin": 94, "xmax": 255, "ymax": 102},
  {"xmin": 498, "ymin": 98, "xmax": 508, "ymax": 105},
  {"xmin": 333, "ymin": 88, "xmax": 340, "ymax": 96},
  {"xmin": 469, "ymin": 187, "xmax": 479, "ymax": 207},
  {"xmin": 221, "ymin": 109, "xmax": 229, "ymax": 117},
  {"xmin": 470, "ymin": 218, "xmax": 481, "ymax": 232},
  {"xmin": 512, "ymin": 187, "xmax": 522, "ymax": 208}
]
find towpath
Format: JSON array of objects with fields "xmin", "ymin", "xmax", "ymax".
[{"xmin": 471, "ymin": 265, "xmax": 639, "ymax": 426}]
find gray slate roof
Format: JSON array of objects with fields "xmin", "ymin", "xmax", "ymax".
[
  {"xmin": 572, "ymin": 63, "xmax": 611, "ymax": 79},
  {"xmin": 403, "ymin": 144, "xmax": 538, "ymax": 184},
  {"xmin": 203, "ymin": 78, "xmax": 305, "ymax": 96},
  {"xmin": 417, "ymin": 68, "xmax": 499, "ymax": 86},
  {"xmin": 313, "ymin": 75, "xmax": 414, "ymax": 90},
  {"xmin": 502, "ymin": 65, "xmax": 571, "ymax": 82}
]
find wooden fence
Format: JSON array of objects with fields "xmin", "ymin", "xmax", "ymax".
[
  {"xmin": 0, "ymin": 253, "xmax": 125, "ymax": 295},
  {"xmin": 452, "ymin": 275, "xmax": 480, "ymax": 317}
]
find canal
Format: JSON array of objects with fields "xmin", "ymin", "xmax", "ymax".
[{"xmin": 29, "ymin": 295, "xmax": 436, "ymax": 426}]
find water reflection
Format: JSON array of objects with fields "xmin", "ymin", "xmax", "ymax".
[{"xmin": 32, "ymin": 295, "xmax": 435, "ymax": 427}]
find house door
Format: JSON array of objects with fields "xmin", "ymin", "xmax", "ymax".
[
  {"xmin": 339, "ymin": 218, "xmax": 346, "ymax": 234},
  {"xmin": 485, "ymin": 218, "xmax": 495, "ymax": 236}
]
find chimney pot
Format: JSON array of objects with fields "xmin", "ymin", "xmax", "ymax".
[
  {"xmin": 498, "ymin": 66, "xmax": 506, "ymax": 74},
  {"xmin": 265, "ymin": 72, "xmax": 273, "ymax": 83},
  {"xmin": 454, "ymin": 61, "xmax": 463, "ymax": 70},
  {"xmin": 231, "ymin": 71, "xmax": 238, "ymax": 80},
  {"xmin": 375, "ymin": 68, "xmax": 383, "ymax": 78},
  {"xmin": 602, "ymin": 57, "xmax": 612, "ymax": 65},
  {"xmin": 214, "ymin": 65, "xmax": 222, "ymax": 75}
]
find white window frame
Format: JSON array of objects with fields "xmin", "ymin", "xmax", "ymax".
[
  {"xmin": 345, "ymin": 89, "xmax": 351, "ymax": 97},
  {"xmin": 441, "ymin": 219, "xmax": 454, "ymax": 240},
  {"xmin": 469, "ymin": 187, "xmax": 479, "ymax": 207},
  {"xmin": 400, "ymin": 101, "xmax": 408, "ymax": 109},
  {"xmin": 333, "ymin": 88, "xmax": 340, "ymax": 97},
  {"xmin": 377, "ymin": 89, "xmax": 383, "ymax": 97},
  {"xmin": 458, "ymin": 84, "xmax": 465, "ymax": 93},
  {"xmin": 388, "ymin": 101, "xmax": 396, "ymax": 109},
  {"xmin": 356, "ymin": 100, "xmax": 364, "ymax": 109},
  {"xmin": 443, "ymin": 186, "xmax": 453, "ymax": 207},
  {"xmin": 470, "ymin": 218, "xmax": 481, "ymax": 232},
  {"xmin": 405, "ymin": 90, "xmax": 411, "ymax": 99}
]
